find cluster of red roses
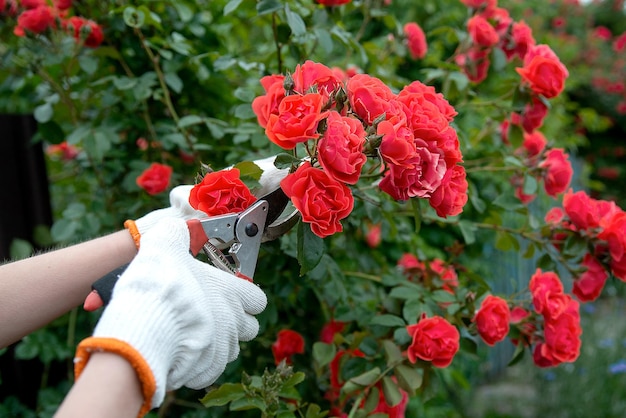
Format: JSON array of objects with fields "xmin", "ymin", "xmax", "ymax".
[
  {"xmin": 545, "ymin": 189, "xmax": 626, "ymax": 302},
  {"xmin": 251, "ymin": 60, "xmax": 467, "ymax": 238},
  {"xmin": 509, "ymin": 130, "xmax": 574, "ymax": 203},
  {"xmin": 458, "ymin": 0, "xmax": 569, "ymax": 146},
  {"xmin": 5, "ymin": 0, "xmax": 104, "ymax": 48},
  {"xmin": 394, "ymin": 250, "xmax": 583, "ymax": 369}
]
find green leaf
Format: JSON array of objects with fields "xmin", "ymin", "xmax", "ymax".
[
  {"xmin": 458, "ymin": 220, "xmax": 476, "ymax": 245},
  {"xmin": 394, "ymin": 364, "xmax": 422, "ymax": 395},
  {"xmin": 9, "ymin": 239, "xmax": 33, "ymax": 260},
  {"xmin": 537, "ymin": 253, "xmax": 557, "ymax": 271},
  {"xmin": 50, "ymin": 219, "xmax": 78, "ymax": 242},
  {"xmin": 113, "ymin": 76, "xmax": 138, "ymax": 91},
  {"xmin": 313, "ymin": 342, "xmax": 336, "ymax": 367},
  {"xmin": 229, "ymin": 396, "xmax": 266, "ymax": 411},
  {"xmin": 523, "ymin": 174, "xmax": 538, "ymax": 196},
  {"xmin": 363, "ymin": 386, "xmax": 380, "ymax": 413},
  {"xmin": 389, "ymin": 285, "xmax": 422, "ymax": 300},
  {"xmin": 507, "ymin": 342, "xmax": 526, "ymax": 366},
  {"xmin": 285, "ymin": 4, "xmax": 306, "ymax": 36},
  {"xmin": 297, "ymin": 221, "xmax": 324, "ymax": 275},
  {"xmin": 224, "ymin": 0, "xmax": 244, "ymax": 15},
  {"xmin": 370, "ymin": 314, "xmax": 406, "ymax": 328},
  {"xmin": 200, "ymin": 383, "xmax": 245, "ymax": 407},
  {"xmin": 234, "ymin": 161, "xmax": 263, "ymax": 183},
  {"xmin": 257, "ymin": 0, "xmax": 282, "ymax": 15},
  {"xmin": 382, "ymin": 339, "xmax": 404, "ymax": 366},
  {"xmin": 345, "ymin": 367, "xmax": 381, "ymax": 389},
  {"xmin": 431, "ymin": 290, "xmax": 456, "ymax": 304},
  {"xmin": 178, "ymin": 115, "xmax": 204, "ymax": 128},
  {"xmin": 34, "ymin": 103, "xmax": 53, "ymax": 123},
  {"xmin": 495, "ymin": 231, "xmax": 520, "ymax": 252},
  {"xmin": 79, "ymin": 54, "xmax": 99, "ymax": 75},
  {"xmin": 282, "ymin": 371, "xmax": 306, "ymax": 388},
  {"xmin": 381, "ymin": 376, "xmax": 403, "ymax": 407},
  {"xmin": 123, "ymin": 6, "xmax": 145, "ymax": 28},
  {"xmin": 492, "ymin": 193, "xmax": 524, "ymax": 211},
  {"xmin": 410, "ymin": 198, "xmax": 421, "ymax": 234},
  {"xmin": 305, "ymin": 404, "xmax": 326, "ymax": 418},
  {"xmin": 164, "ymin": 72, "xmax": 183, "ymax": 93},
  {"xmin": 172, "ymin": 2, "xmax": 193, "ymax": 22},
  {"xmin": 274, "ymin": 153, "xmax": 301, "ymax": 169},
  {"xmin": 37, "ymin": 121, "xmax": 65, "ymax": 144}
]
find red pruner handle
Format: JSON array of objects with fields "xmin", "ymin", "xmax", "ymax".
[
  {"xmin": 236, "ymin": 272, "xmax": 253, "ymax": 282},
  {"xmin": 186, "ymin": 219, "xmax": 209, "ymax": 256}
]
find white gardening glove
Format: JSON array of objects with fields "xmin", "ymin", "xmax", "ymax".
[{"xmin": 74, "ymin": 218, "xmax": 267, "ymax": 416}]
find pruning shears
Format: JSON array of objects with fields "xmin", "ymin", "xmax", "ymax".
[{"xmin": 83, "ymin": 186, "xmax": 298, "ymax": 311}]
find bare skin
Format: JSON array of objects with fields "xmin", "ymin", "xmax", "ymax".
[
  {"xmin": 0, "ymin": 230, "xmax": 136, "ymax": 348},
  {"xmin": 54, "ymin": 352, "xmax": 143, "ymax": 418}
]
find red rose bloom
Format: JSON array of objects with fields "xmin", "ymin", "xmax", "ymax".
[
  {"xmin": 501, "ymin": 20, "xmax": 536, "ymax": 61},
  {"xmin": 562, "ymin": 189, "xmax": 600, "ymax": 231},
  {"xmin": 136, "ymin": 163, "xmax": 173, "ymax": 196},
  {"xmin": 280, "ymin": 162, "xmax": 354, "ymax": 238},
  {"xmin": 317, "ymin": 111, "xmax": 366, "ymax": 184},
  {"xmin": 346, "ymin": 73, "xmax": 395, "ymax": 125},
  {"xmin": 315, "ymin": 0, "xmax": 351, "ymax": 5},
  {"xmin": 188, "ymin": 168, "xmax": 257, "ymax": 216},
  {"xmin": 251, "ymin": 75, "xmax": 286, "ymax": 129},
  {"xmin": 63, "ymin": 16, "xmax": 104, "ymax": 48},
  {"xmin": 467, "ymin": 15, "xmax": 499, "ymax": 48},
  {"xmin": 473, "ymin": 295, "xmax": 511, "ymax": 346},
  {"xmin": 521, "ymin": 130, "xmax": 547, "ymax": 158},
  {"xmin": 428, "ymin": 164, "xmax": 468, "ymax": 218},
  {"xmin": 540, "ymin": 148, "xmax": 573, "ymax": 197},
  {"xmin": 271, "ymin": 329, "xmax": 305, "ymax": 365},
  {"xmin": 529, "ymin": 269, "xmax": 568, "ymax": 320},
  {"xmin": 516, "ymin": 44, "xmax": 568, "ymax": 99},
  {"xmin": 406, "ymin": 315, "xmax": 459, "ymax": 367},
  {"xmin": 20, "ymin": 0, "xmax": 45, "ymax": 9},
  {"xmin": 455, "ymin": 46, "xmax": 491, "ymax": 83},
  {"xmin": 265, "ymin": 93, "xmax": 327, "ymax": 150},
  {"xmin": 403, "ymin": 22, "xmax": 428, "ymax": 59},
  {"xmin": 541, "ymin": 299, "xmax": 582, "ymax": 364},
  {"xmin": 320, "ymin": 319, "xmax": 346, "ymax": 344},
  {"xmin": 518, "ymin": 98, "xmax": 549, "ymax": 133},
  {"xmin": 14, "ymin": 5, "xmax": 54, "ymax": 36},
  {"xmin": 365, "ymin": 223, "xmax": 382, "ymax": 248},
  {"xmin": 397, "ymin": 80, "xmax": 457, "ymax": 122},
  {"xmin": 291, "ymin": 60, "xmax": 343, "ymax": 101},
  {"xmin": 572, "ymin": 254, "xmax": 608, "ymax": 302},
  {"xmin": 53, "ymin": 0, "xmax": 72, "ymax": 10}
]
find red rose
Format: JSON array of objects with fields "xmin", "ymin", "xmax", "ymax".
[
  {"xmin": 396, "ymin": 90, "xmax": 449, "ymax": 144},
  {"xmin": 397, "ymin": 253, "xmax": 425, "ymax": 278},
  {"xmin": 370, "ymin": 380, "xmax": 409, "ymax": 418},
  {"xmin": 428, "ymin": 164, "xmax": 468, "ymax": 218},
  {"xmin": 63, "ymin": 16, "xmax": 104, "ymax": 48},
  {"xmin": 467, "ymin": 15, "xmax": 499, "ymax": 47},
  {"xmin": 346, "ymin": 74, "xmax": 395, "ymax": 125},
  {"xmin": 315, "ymin": 0, "xmax": 351, "ymax": 5},
  {"xmin": 529, "ymin": 269, "xmax": 568, "ymax": 320},
  {"xmin": 265, "ymin": 93, "xmax": 327, "ymax": 149},
  {"xmin": 516, "ymin": 98, "xmax": 548, "ymax": 133},
  {"xmin": 365, "ymin": 223, "xmax": 382, "ymax": 248},
  {"xmin": 14, "ymin": 5, "xmax": 54, "ymax": 36},
  {"xmin": 562, "ymin": 190, "xmax": 599, "ymax": 230},
  {"xmin": 430, "ymin": 258, "xmax": 458, "ymax": 293},
  {"xmin": 542, "ymin": 299, "xmax": 582, "ymax": 364},
  {"xmin": 598, "ymin": 211, "xmax": 626, "ymax": 280},
  {"xmin": 271, "ymin": 329, "xmax": 305, "ymax": 365},
  {"xmin": 280, "ymin": 162, "xmax": 353, "ymax": 238},
  {"xmin": 521, "ymin": 130, "xmax": 547, "ymax": 158},
  {"xmin": 53, "ymin": 0, "xmax": 72, "ymax": 10},
  {"xmin": 188, "ymin": 168, "xmax": 257, "ymax": 216},
  {"xmin": 460, "ymin": 0, "xmax": 496, "ymax": 10},
  {"xmin": 501, "ymin": 21, "xmax": 536, "ymax": 61},
  {"xmin": 20, "ymin": 0, "xmax": 45, "ymax": 9},
  {"xmin": 317, "ymin": 111, "xmax": 366, "ymax": 184},
  {"xmin": 455, "ymin": 46, "xmax": 491, "ymax": 83},
  {"xmin": 544, "ymin": 207, "xmax": 565, "ymax": 225},
  {"xmin": 406, "ymin": 315, "xmax": 460, "ymax": 367},
  {"xmin": 516, "ymin": 45, "xmax": 568, "ymax": 99},
  {"xmin": 46, "ymin": 141, "xmax": 79, "ymax": 161},
  {"xmin": 136, "ymin": 163, "xmax": 173, "ymax": 196},
  {"xmin": 291, "ymin": 60, "xmax": 343, "ymax": 101},
  {"xmin": 572, "ymin": 253, "xmax": 608, "ymax": 302},
  {"xmin": 328, "ymin": 348, "xmax": 365, "ymax": 393},
  {"xmin": 251, "ymin": 75, "xmax": 285, "ymax": 129},
  {"xmin": 403, "ymin": 22, "xmax": 428, "ymax": 59},
  {"xmin": 397, "ymin": 80, "xmax": 457, "ymax": 122},
  {"xmin": 473, "ymin": 295, "xmax": 511, "ymax": 346},
  {"xmin": 540, "ymin": 148, "xmax": 573, "ymax": 197},
  {"xmin": 320, "ymin": 319, "xmax": 346, "ymax": 344}
]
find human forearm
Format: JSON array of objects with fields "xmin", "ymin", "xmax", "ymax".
[
  {"xmin": 54, "ymin": 352, "xmax": 143, "ymax": 418},
  {"xmin": 0, "ymin": 230, "xmax": 136, "ymax": 347}
]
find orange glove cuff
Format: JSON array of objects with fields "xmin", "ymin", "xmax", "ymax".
[
  {"xmin": 75, "ymin": 337, "xmax": 156, "ymax": 418},
  {"xmin": 124, "ymin": 220, "xmax": 141, "ymax": 249}
]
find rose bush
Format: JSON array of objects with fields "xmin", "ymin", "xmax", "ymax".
[{"xmin": 2, "ymin": 0, "xmax": 626, "ymax": 416}]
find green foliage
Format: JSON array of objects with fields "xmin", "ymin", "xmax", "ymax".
[{"xmin": 2, "ymin": 0, "xmax": 626, "ymax": 416}]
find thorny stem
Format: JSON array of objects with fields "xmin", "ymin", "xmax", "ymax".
[{"xmin": 134, "ymin": 27, "xmax": 200, "ymax": 163}]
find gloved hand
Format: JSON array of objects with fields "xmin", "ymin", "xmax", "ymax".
[
  {"xmin": 74, "ymin": 218, "xmax": 267, "ymax": 417},
  {"xmin": 126, "ymin": 156, "xmax": 288, "ymax": 248}
]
